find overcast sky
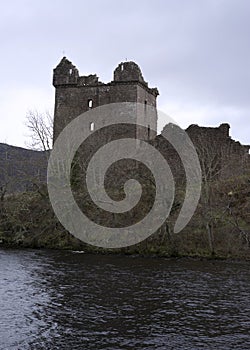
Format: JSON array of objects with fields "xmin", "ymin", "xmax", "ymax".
[{"xmin": 0, "ymin": 0, "xmax": 249, "ymax": 147}]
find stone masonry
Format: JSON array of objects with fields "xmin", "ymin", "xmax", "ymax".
[{"xmin": 53, "ymin": 57, "xmax": 158, "ymax": 143}]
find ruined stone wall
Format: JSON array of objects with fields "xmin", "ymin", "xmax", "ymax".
[{"xmin": 185, "ymin": 123, "xmax": 250, "ymax": 179}]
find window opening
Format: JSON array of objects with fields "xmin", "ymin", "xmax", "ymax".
[{"xmin": 88, "ymin": 99, "xmax": 93, "ymax": 108}]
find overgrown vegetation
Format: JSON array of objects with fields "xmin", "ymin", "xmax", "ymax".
[{"xmin": 0, "ymin": 173, "xmax": 249, "ymax": 259}]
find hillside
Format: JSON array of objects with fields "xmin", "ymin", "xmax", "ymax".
[{"xmin": 0, "ymin": 143, "xmax": 48, "ymax": 194}]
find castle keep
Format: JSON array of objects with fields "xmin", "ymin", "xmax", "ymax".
[
  {"xmin": 53, "ymin": 57, "xmax": 158, "ymax": 142},
  {"xmin": 52, "ymin": 57, "xmax": 250, "ymax": 179}
]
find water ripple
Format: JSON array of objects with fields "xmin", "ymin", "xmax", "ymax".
[{"xmin": 0, "ymin": 250, "xmax": 250, "ymax": 349}]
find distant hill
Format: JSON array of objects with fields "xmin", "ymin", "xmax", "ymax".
[{"xmin": 0, "ymin": 143, "xmax": 48, "ymax": 194}]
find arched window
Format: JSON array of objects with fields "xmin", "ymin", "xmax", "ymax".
[{"xmin": 88, "ymin": 99, "xmax": 93, "ymax": 108}]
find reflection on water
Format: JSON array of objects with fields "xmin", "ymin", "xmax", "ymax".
[{"xmin": 0, "ymin": 249, "xmax": 250, "ymax": 349}]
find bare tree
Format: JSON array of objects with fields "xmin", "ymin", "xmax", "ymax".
[
  {"xmin": 194, "ymin": 134, "xmax": 230, "ymax": 254},
  {"xmin": 24, "ymin": 110, "xmax": 52, "ymax": 195},
  {"xmin": 216, "ymin": 177, "xmax": 250, "ymax": 247},
  {"xmin": 25, "ymin": 110, "xmax": 53, "ymax": 153}
]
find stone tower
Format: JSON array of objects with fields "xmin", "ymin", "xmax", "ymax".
[{"xmin": 52, "ymin": 57, "xmax": 159, "ymax": 143}]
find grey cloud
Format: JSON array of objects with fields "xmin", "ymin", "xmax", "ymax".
[{"xmin": 0, "ymin": 0, "xmax": 249, "ymax": 146}]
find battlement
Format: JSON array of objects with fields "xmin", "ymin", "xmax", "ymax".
[{"xmin": 53, "ymin": 57, "xmax": 158, "ymax": 95}]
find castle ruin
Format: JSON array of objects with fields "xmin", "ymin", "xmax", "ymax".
[
  {"xmin": 53, "ymin": 57, "xmax": 158, "ymax": 143},
  {"xmin": 52, "ymin": 57, "xmax": 250, "ymax": 180}
]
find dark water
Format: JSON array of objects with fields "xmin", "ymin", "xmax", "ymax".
[{"xmin": 0, "ymin": 249, "xmax": 250, "ymax": 350}]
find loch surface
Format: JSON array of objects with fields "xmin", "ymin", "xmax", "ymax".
[{"xmin": 0, "ymin": 249, "xmax": 249, "ymax": 349}]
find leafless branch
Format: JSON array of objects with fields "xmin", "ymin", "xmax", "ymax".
[{"xmin": 25, "ymin": 110, "xmax": 53, "ymax": 153}]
